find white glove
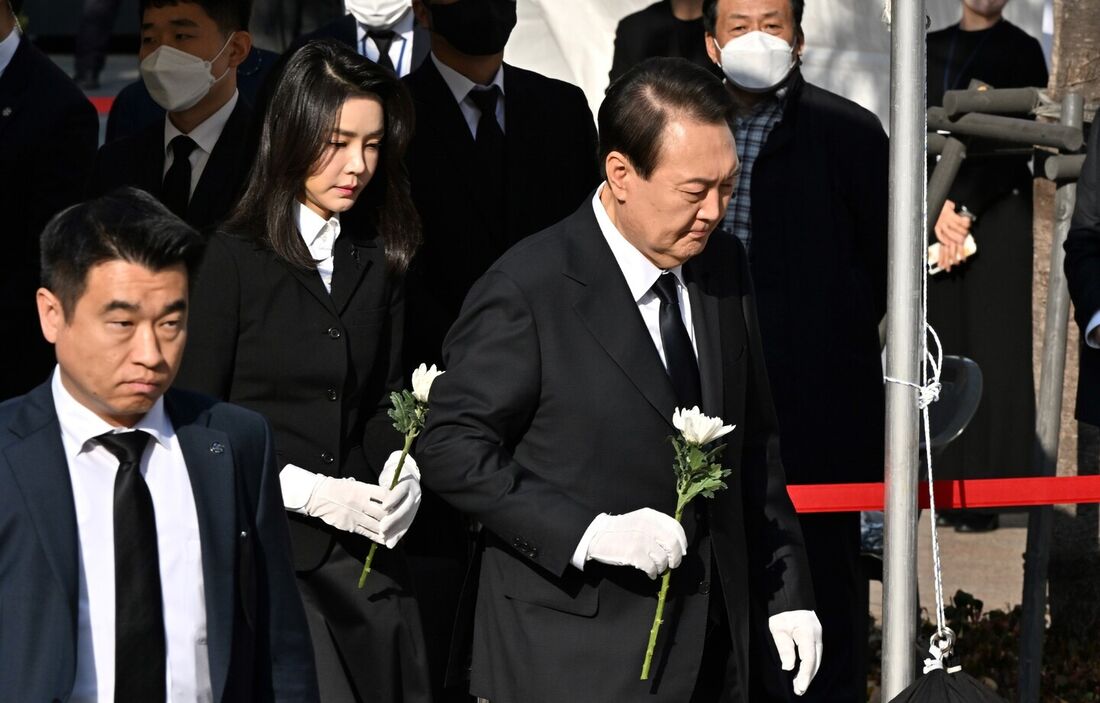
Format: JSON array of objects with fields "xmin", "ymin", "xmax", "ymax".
[
  {"xmin": 302, "ymin": 474, "xmax": 388, "ymax": 542},
  {"xmin": 376, "ymin": 450, "xmax": 422, "ymax": 548},
  {"xmin": 768, "ymin": 609, "xmax": 823, "ymax": 696},
  {"xmin": 584, "ymin": 507, "xmax": 688, "ymax": 580}
]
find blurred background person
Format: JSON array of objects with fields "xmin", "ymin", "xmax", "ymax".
[
  {"xmin": 248, "ymin": 0, "xmax": 341, "ymax": 52},
  {"xmin": 72, "ymin": 0, "xmax": 122, "ymax": 88},
  {"xmin": 289, "ymin": 0, "xmax": 429, "ymax": 78},
  {"xmin": 174, "ymin": 39, "xmax": 430, "ymax": 703},
  {"xmin": 703, "ymin": 0, "xmax": 889, "ymax": 699},
  {"xmin": 88, "ymin": 0, "xmax": 254, "ymax": 231},
  {"xmin": 400, "ymin": 2, "xmax": 599, "ymax": 698},
  {"xmin": 927, "ymin": 0, "xmax": 1048, "ymax": 533},
  {"xmin": 608, "ymin": 0, "xmax": 718, "ymax": 83},
  {"xmin": 0, "ymin": 0, "xmax": 98, "ymax": 401}
]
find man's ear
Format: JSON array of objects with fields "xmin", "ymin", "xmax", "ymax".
[
  {"xmin": 37, "ymin": 288, "xmax": 64, "ymax": 344},
  {"xmin": 604, "ymin": 150, "xmax": 634, "ymax": 201},
  {"xmin": 226, "ymin": 30, "xmax": 252, "ymax": 69},
  {"xmin": 705, "ymin": 32, "xmax": 722, "ymax": 66}
]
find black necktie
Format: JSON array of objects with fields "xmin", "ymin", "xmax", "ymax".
[
  {"xmin": 368, "ymin": 29, "xmax": 396, "ymax": 72},
  {"xmin": 652, "ymin": 273, "xmax": 702, "ymax": 410},
  {"xmin": 469, "ymin": 86, "xmax": 504, "ymax": 158},
  {"xmin": 468, "ymin": 86, "xmax": 506, "ymax": 241},
  {"xmin": 97, "ymin": 430, "xmax": 165, "ymax": 702},
  {"xmin": 162, "ymin": 135, "xmax": 197, "ymax": 219}
]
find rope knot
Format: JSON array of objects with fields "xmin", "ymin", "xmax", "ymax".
[{"xmin": 918, "ymin": 380, "xmax": 941, "ymax": 409}]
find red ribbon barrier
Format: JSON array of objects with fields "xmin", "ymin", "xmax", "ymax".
[{"xmin": 788, "ymin": 476, "xmax": 1100, "ymax": 513}]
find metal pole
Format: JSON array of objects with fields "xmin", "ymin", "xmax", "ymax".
[
  {"xmin": 1017, "ymin": 92, "xmax": 1083, "ymax": 702},
  {"xmin": 881, "ymin": 0, "xmax": 926, "ymax": 697},
  {"xmin": 943, "ymin": 87, "xmax": 1042, "ymax": 118},
  {"xmin": 928, "ymin": 107, "xmax": 1084, "ymax": 151}
]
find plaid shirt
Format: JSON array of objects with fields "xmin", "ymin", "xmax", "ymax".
[{"xmin": 723, "ymin": 92, "xmax": 786, "ymax": 255}]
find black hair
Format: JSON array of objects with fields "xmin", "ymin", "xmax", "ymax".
[
  {"xmin": 599, "ymin": 57, "xmax": 734, "ymax": 180},
  {"xmin": 227, "ymin": 38, "xmax": 420, "ymax": 273},
  {"xmin": 139, "ymin": 0, "xmax": 251, "ymax": 33},
  {"xmin": 701, "ymin": 0, "xmax": 804, "ymax": 35},
  {"xmin": 40, "ymin": 188, "xmax": 205, "ymax": 318}
]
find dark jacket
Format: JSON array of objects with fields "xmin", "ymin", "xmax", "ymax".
[
  {"xmin": 88, "ymin": 98, "xmax": 253, "ymax": 232},
  {"xmin": 402, "ymin": 58, "xmax": 600, "ymax": 371},
  {"xmin": 417, "ymin": 200, "xmax": 813, "ymax": 703},
  {"xmin": 0, "ymin": 384, "xmax": 318, "ymax": 701},
  {"xmin": 0, "ymin": 38, "xmax": 98, "ymax": 400},
  {"xmin": 1065, "ymin": 117, "xmax": 1100, "ymax": 426},
  {"xmin": 286, "ymin": 12, "xmax": 430, "ymax": 74},
  {"xmin": 609, "ymin": 0, "xmax": 720, "ymax": 83},
  {"xmin": 745, "ymin": 72, "xmax": 889, "ymax": 486}
]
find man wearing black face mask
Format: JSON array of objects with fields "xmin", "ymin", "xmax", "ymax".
[{"xmin": 400, "ymin": 0, "xmax": 599, "ymax": 699}]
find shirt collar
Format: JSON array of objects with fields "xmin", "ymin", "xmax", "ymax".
[
  {"xmin": 591, "ymin": 185, "xmax": 684, "ymax": 303},
  {"xmin": 295, "ymin": 200, "xmax": 341, "ymax": 249},
  {"xmin": 0, "ymin": 27, "xmax": 20, "ymax": 78},
  {"xmin": 358, "ymin": 7, "xmax": 414, "ymax": 36},
  {"xmin": 430, "ymin": 52, "xmax": 505, "ymax": 106},
  {"xmin": 51, "ymin": 367, "xmax": 175, "ymax": 461},
  {"xmin": 164, "ymin": 89, "xmax": 240, "ymax": 156}
]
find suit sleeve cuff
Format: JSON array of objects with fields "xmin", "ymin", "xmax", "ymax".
[
  {"xmin": 1087, "ymin": 309, "xmax": 1100, "ymax": 348},
  {"xmin": 279, "ymin": 464, "xmax": 321, "ymax": 513},
  {"xmin": 571, "ymin": 512, "xmax": 611, "ymax": 571}
]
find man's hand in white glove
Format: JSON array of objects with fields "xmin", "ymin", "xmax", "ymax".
[
  {"xmin": 300, "ymin": 473, "xmax": 388, "ymax": 542},
  {"xmin": 377, "ymin": 450, "xmax": 423, "ymax": 548},
  {"xmin": 584, "ymin": 507, "xmax": 688, "ymax": 580},
  {"xmin": 768, "ymin": 609, "xmax": 823, "ymax": 696}
]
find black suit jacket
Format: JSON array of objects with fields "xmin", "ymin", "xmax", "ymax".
[
  {"xmin": 0, "ymin": 39, "xmax": 98, "ymax": 400},
  {"xmin": 88, "ymin": 99, "xmax": 253, "ymax": 232},
  {"xmin": 0, "ymin": 383, "xmax": 318, "ymax": 701},
  {"xmin": 417, "ymin": 201, "xmax": 813, "ymax": 702},
  {"xmin": 746, "ymin": 72, "xmax": 889, "ymax": 486},
  {"xmin": 609, "ymin": 0, "xmax": 721, "ymax": 83},
  {"xmin": 174, "ymin": 221, "xmax": 406, "ymax": 574},
  {"xmin": 287, "ymin": 13, "xmax": 430, "ymax": 73},
  {"xmin": 402, "ymin": 58, "xmax": 600, "ymax": 370},
  {"xmin": 1065, "ymin": 117, "xmax": 1100, "ymax": 426}
]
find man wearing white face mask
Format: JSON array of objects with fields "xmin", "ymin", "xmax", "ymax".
[
  {"xmin": 288, "ymin": 1, "xmax": 430, "ymax": 78},
  {"xmin": 89, "ymin": 0, "xmax": 254, "ymax": 232},
  {"xmin": 703, "ymin": 0, "xmax": 889, "ymax": 701}
]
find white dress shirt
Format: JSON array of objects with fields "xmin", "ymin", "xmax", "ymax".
[
  {"xmin": 162, "ymin": 90, "xmax": 240, "ymax": 199},
  {"xmin": 571, "ymin": 185, "xmax": 699, "ymax": 570},
  {"xmin": 430, "ymin": 52, "xmax": 505, "ymax": 138},
  {"xmin": 0, "ymin": 26, "xmax": 19, "ymax": 80},
  {"xmin": 356, "ymin": 8, "xmax": 416, "ymax": 77},
  {"xmin": 53, "ymin": 369, "xmax": 211, "ymax": 703},
  {"xmin": 296, "ymin": 201, "xmax": 341, "ymax": 293}
]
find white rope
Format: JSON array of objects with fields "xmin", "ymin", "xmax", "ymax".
[{"xmin": 883, "ymin": 228, "xmax": 952, "ymax": 665}]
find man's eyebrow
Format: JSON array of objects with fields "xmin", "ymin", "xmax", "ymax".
[
  {"xmin": 102, "ymin": 300, "xmax": 140, "ymax": 313},
  {"xmin": 141, "ymin": 18, "xmax": 201, "ymax": 30}
]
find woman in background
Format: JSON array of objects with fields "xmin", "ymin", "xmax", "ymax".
[
  {"xmin": 176, "ymin": 39, "xmax": 432, "ymax": 702},
  {"xmin": 927, "ymin": 0, "xmax": 1048, "ymax": 531}
]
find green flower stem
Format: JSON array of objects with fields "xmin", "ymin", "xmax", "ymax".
[
  {"xmin": 641, "ymin": 502, "xmax": 685, "ymax": 680},
  {"xmin": 358, "ymin": 430, "xmax": 417, "ymax": 589}
]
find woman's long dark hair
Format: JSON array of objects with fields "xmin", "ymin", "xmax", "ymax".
[{"xmin": 227, "ymin": 39, "xmax": 420, "ymax": 273}]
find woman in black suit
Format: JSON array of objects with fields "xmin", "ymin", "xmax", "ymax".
[{"xmin": 176, "ymin": 39, "xmax": 431, "ymax": 703}]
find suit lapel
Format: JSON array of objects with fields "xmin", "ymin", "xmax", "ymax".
[
  {"xmin": 2, "ymin": 383, "xmax": 79, "ymax": 621},
  {"xmin": 188, "ymin": 100, "xmax": 250, "ymax": 228},
  {"xmin": 564, "ymin": 206, "xmax": 679, "ymax": 429},
  {"xmin": 685, "ymin": 258, "xmax": 724, "ymax": 418},
  {"xmin": 168, "ymin": 393, "xmax": 236, "ymax": 703},
  {"xmin": 329, "ymin": 228, "xmax": 377, "ymax": 315},
  {"xmin": 410, "ymin": 22, "xmax": 431, "ymax": 71},
  {"xmin": 0, "ymin": 40, "xmax": 31, "ymax": 143},
  {"xmin": 502, "ymin": 64, "xmax": 531, "ymax": 243}
]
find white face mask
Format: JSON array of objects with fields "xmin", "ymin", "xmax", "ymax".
[
  {"xmin": 715, "ymin": 31, "xmax": 797, "ymax": 93},
  {"xmin": 140, "ymin": 33, "xmax": 235, "ymax": 113},
  {"xmin": 344, "ymin": 0, "xmax": 410, "ymax": 30}
]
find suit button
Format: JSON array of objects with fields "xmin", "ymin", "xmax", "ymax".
[
  {"xmin": 326, "ymin": 388, "xmax": 338, "ymax": 401},
  {"xmin": 326, "ymin": 326, "xmax": 342, "ymax": 339},
  {"xmin": 699, "ymin": 580, "xmax": 711, "ymax": 595},
  {"xmin": 320, "ymin": 451, "xmax": 335, "ymax": 465}
]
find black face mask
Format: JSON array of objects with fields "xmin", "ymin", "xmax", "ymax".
[{"xmin": 429, "ymin": 0, "xmax": 517, "ymax": 57}]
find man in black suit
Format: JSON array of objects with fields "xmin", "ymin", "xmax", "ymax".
[
  {"xmin": 0, "ymin": 188, "xmax": 317, "ymax": 701},
  {"xmin": 0, "ymin": 0, "xmax": 99, "ymax": 401},
  {"xmin": 289, "ymin": 0, "xmax": 429, "ymax": 77},
  {"xmin": 418, "ymin": 58, "xmax": 820, "ymax": 703},
  {"xmin": 89, "ymin": 0, "xmax": 254, "ymax": 232},
  {"xmin": 400, "ymin": 2, "xmax": 599, "ymax": 697},
  {"xmin": 1065, "ymin": 118, "xmax": 1100, "ymax": 492},
  {"xmin": 703, "ymin": 0, "xmax": 888, "ymax": 699}
]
